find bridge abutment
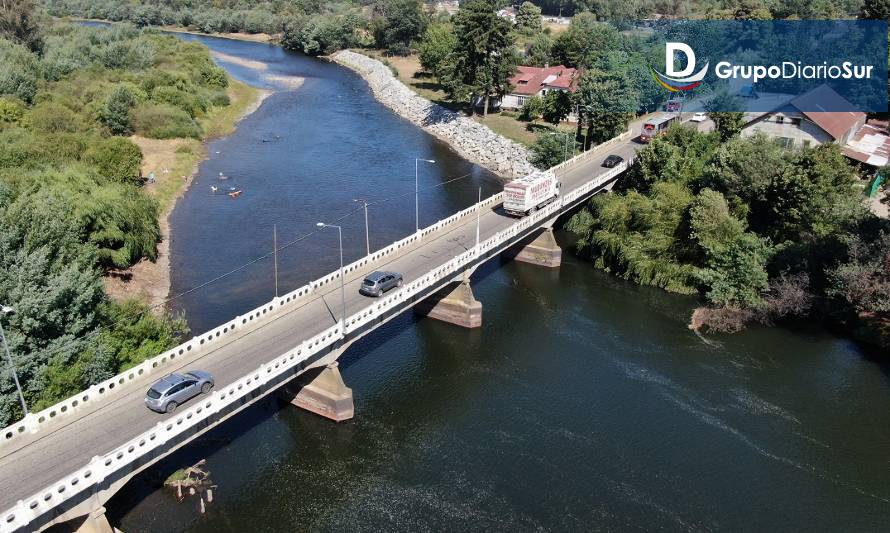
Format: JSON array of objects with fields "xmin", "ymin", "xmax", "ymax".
[
  {"xmin": 284, "ymin": 362, "xmax": 354, "ymax": 422},
  {"xmin": 73, "ymin": 506, "xmax": 113, "ymax": 533},
  {"xmin": 505, "ymin": 227, "xmax": 562, "ymax": 268},
  {"xmin": 414, "ymin": 280, "xmax": 482, "ymax": 328}
]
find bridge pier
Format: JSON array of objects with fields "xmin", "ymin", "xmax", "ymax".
[
  {"xmin": 285, "ymin": 362, "xmax": 354, "ymax": 422},
  {"xmin": 74, "ymin": 506, "xmax": 113, "ymax": 533},
  {"xmin": 414, "ymin": 279, "xmax": 482, "ymax": 328},
  {"xmin": 505, "ymin": 227, "xmax": 562, "ymax": 268}
]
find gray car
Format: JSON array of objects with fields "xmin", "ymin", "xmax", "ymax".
[
  {"xmin": 144, "ymin": 371, "xmax": 215, "ymax": 413},
  {"xmin": 359, "ymin": 270, "xmax": 403, "ymax": 297}
]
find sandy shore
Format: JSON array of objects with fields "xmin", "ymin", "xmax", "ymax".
[{"xmin": 104, "ymin": 86, "xmax": 272, "ymax": 311}]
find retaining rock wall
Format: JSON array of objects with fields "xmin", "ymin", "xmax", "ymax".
[{"xmin": 332, "ymin": 50, "xmax": 536, "ymax": 180}]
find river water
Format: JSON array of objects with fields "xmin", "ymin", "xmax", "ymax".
[{"xmin": 105, "ymin": 32, "xmax": 890, "ymax": 531}]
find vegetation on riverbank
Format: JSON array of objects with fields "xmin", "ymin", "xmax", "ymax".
[
  {"xmin": 566, "ymin": 126, "xmax": 890, "ymax": 346},
  {"xmin": 0, "ymin": 4, "xmax": 260, "ymax": 426}
]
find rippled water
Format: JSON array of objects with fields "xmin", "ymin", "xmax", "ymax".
[{"xmin": 103, "ymin": 31, "xmax": 890, "ymax": 532}]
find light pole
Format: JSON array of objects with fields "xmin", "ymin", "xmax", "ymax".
[
  {"xmin": 0, "ymin": 305, "xmax": 27, "ymax": 415},
  {"xmin": 415, "ymin": 158, "xmax": 436, "ymax": 232},
  {"xmin": 475, "ymin": 187, "xmax": 482, "ymax": 250},
  {"xmin": 353, "ymin": 198, "xmax": 370, "ymax": 256},
  {"xmin": 316, "ymin": 223, "xmax": 346, "ymax": 327}
]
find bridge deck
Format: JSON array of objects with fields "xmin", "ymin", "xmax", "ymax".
[{"xmin": 0, "ymin": 127, "xmax": 642, "ymax": 516}]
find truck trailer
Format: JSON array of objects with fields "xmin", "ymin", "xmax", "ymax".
[{"xmin": 503, "ymin": 170, "xmax": 561, "ymax": 217}]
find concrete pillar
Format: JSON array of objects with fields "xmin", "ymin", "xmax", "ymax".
[
  {"xmin": 507, "ymin": 227, "xmax": 562, "ymax": 268},
  {"xmin": 288, "ymin": 363, "xmax": 354, "ymax": 422},
  {"xmin": 414, "ymin": 280, "xmax": 482, "ymax": 328},
  {"xmin": 75, "ymin": 507, "xmax": 113, "ymax": 533}
]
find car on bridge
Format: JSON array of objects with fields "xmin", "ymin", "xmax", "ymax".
[
  {"xmin": 602, "ymin": 154, "xmax": 623, "ymax": 168},
  {"xmin": 360, "ymin": 271, "xmax": 403, "ymax": 297},
  {"xmin": 145, "ymin": 371, "xmax": 215, "ymax": 413}
]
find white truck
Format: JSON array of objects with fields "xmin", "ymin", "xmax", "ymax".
[{"xmin": 503, "ymin": 170, "xmax": 561, "ymax": 217}]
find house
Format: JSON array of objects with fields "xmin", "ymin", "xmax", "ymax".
[
  {"xmin": 740, "ymin": 85, "xmax": 866, "ymax": 149},
  {"xmin": 501, "ymin": 65, "xmax": 579, "ymax": 112}
]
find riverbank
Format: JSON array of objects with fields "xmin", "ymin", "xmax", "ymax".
[
  {"xmin": 104, "ymin": 79, "xmax": 270, "ymax": 309},
  {"xmin": 331, "ymin": 50, "xmax": 535, "ymax": 180},
  {"xmin": 63, "ymin": 18, "xmax": 279, "ymax": 44}
]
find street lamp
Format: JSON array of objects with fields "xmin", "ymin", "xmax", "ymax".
[
  {"xmin": 0, "ymin": 305, "xmax": 27, "ymax": 415},
  {"xmin": 353, "ymin": 198, "xmax": 370, "ymax": 256},
  {"xmin": 316, "ymin": 223, "xmax": 346, "ymax": 327},
  {"xmin": 415, "ymin": 158, "xmax": 436, "ymax": 232}
]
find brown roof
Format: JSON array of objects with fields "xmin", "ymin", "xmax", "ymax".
[
  {"xmin": 789, "ymin": 85, "xmax": 865, "ymax": 140},
  {"xmin": 509, "ymin": 65, "xmax": 578, "ymax": 96},
  {"xmin": 843, "ymin": 123, "xmax": 890, "ymax": 167}
]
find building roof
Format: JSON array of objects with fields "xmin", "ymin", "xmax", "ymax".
[
  {"xmin": 509, "ymin": 65, "xmax": 578, "ymax": 96},
  {"xmin": 788, "ymin": 85, "xmax": 865, "ymax": 140},
  {"xmin": 843, "ymin": 123, "xmax": 890, "ymax": 167}
]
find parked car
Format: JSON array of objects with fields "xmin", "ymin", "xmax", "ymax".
[
  {"xmin": 359, "ymin": 271, "xmax": 403, "ymax": 297},
  {"xmin": 690, "ymin": 112, "xmax": 708, "ymax": 122},
  {"xmin": 145, "ymin": 371, "xmax": 215, "ymax": 413},
  {"xmin": 602, "ymin": 154, "xmax": 624, "ymax": 168}
]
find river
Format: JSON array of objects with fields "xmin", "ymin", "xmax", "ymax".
[{"xmin": 103, "ymin": 31, "xmax": 890, "ymax": 531}]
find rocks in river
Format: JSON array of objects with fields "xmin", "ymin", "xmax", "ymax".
[{"xmin": 332, "ymin": 50, "xmax": 536, "ymax": 180}]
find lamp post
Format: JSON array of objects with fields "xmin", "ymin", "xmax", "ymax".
[
  {"xmin": 353, "ymin": 198, "xmax": 370, "ymax": 256},
  {"xmin": 475, "ymin": 187, "xmax": 482, "ymax": 250},
  {"xmin": 316, "ymin": 223, "xmax": 346, "ymax": 327},
  {"xmin": 415, "ymin": 158, "xmax": 436, "ymax": 232},
  {"xmin": 0, "ymin": 305, "xmax": 27, "ymax": 415}
]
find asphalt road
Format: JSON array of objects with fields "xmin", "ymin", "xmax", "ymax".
[{"xmin": 0, "ymin": 128, "xmax": 644, "ymax": 512}]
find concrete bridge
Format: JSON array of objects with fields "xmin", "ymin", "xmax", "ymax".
[{"xmin": 0, "ymin": 126, "xmax": 641, "ymax": 533}]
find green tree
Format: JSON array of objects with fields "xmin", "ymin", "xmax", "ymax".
[
  {"xmin": 515, "ymin": 2, "xmax": 542, "ymax": 35},
  {"xmin": 705, "ymin": 91, "xmax": 745, "ymax": 142},
  {"xmin": 524, "ymin": 31, "xmax": 552, "ymax": 67},
  {"xmin": 574, "ymin": 64, "xmax": 637, "ymax": 148},
  {"xmin": 103, "ymin": 85, "xmax": 136, "ymax": 136},
  {"xmin": 541, "ymin": 90, "xmax": 573, "ymax": 126},
  {"xmin": 859, "ymin": 0, "xmax": 890, "ymax": 18},
  {"xmin": 418, "ymin": 22, "xmax": 456, "ymax": 82},
  {"xmin": 84, "ymin": 137, "xmax": 143, "ymax": 184},
  {"xmin": 450, "ymin": 0, "xmax": 518, "ymax": 115},
  {"xmin": 521, "ymin": 94, "xmax": 544, "ymax": 123},
  {"xmin": 0, "ymin": 0, "xmax": 42, "ymax": 52},
  {"xmin": 373, "ymin": 0, "xmax": 427, "ymax": 55},
  {"xmin": 529, "ymin": 131, "xmax": 566, "ymax": 168},
  {"xmin": 550, "ymin": 12, "xmax": 620, "ymax": 69}
]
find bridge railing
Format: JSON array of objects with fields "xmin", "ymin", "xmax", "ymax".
[
  {"xmin": 0, "ymin": 180, "xmax": 506, "ymax": 450},
  {"xmin": 551, "ymin": 127, "xmax": 634, "ymax": 176}
]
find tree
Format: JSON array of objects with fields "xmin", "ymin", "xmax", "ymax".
[
  {"xmin": 84, "ymin": 137, "xmax": 143, "ymax": 184},
  {"xmin": 574, "ymin": 65, "xmax": 637, "ymax": 148},
  {"xmin": 103, "ymin": 85, "xmax": 136, "ymax": 136},
  {"xmin": 419, "ymin": 22, "xmax": 456, "ymax": 82},
  {"xmin": 0, "ymin": 0, "xmax": 42, "ymax": 52},
  {"xmin": 529, "ymin": 132, "xmax": 566, "ymax": 169},
  {"xmin": 524, "ymin": 32, "xmax": 552, "ymax": 67},
  {"xmin": 450, "ymin": 0, "xmax": 518, "ymax": 115},
  {"xmin": 373, "ymin": 0, "xmax": 427, "ymax": 55},
  {"xmin": 520, "ymin": 94, "xmax": 544, "ymax": 123},
  {"xmin": 515, "ymin": 2, "xmax": 542, "ymax": 35},
  {"xmin": 550, "ymin": 12, "xmax": 620, "ymax": 69},
  {"xmin": 705, "ymin": 92, "xmax": 745, "ymax": 142},
  {"xmin": 859, "ymin": 0, "xmax": 890, "ymax": 19},
  {"xmin": 541, "ymin": 90, "xmax": 573, "ymax": 126}
]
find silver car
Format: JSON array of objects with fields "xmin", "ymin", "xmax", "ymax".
[
  {"xmin": 359, "ymin": 270, "xmax": 403, "ymax": 297},
  {"xmin": 144, "ymin": 371, "xmax": 214, "ymax": 413}
]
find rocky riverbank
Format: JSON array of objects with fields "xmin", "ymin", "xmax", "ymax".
[{"xmin": 331, "ymin": 50, "xmax": 535, "ymax": 180}]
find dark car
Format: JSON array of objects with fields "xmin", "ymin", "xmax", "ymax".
[
  {"xmin": 359, "ymin": 271, "xmax": 403, "ymax": 297},
  {"xmin": 144, "ymin": 370, "xmax": 214, "ymax": 413},
  {"xmin": 602, "ymin": 154, "xmax": 624, "ymax": 168}
]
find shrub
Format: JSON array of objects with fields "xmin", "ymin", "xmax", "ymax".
[
  {"xmin": 84, "ymin": 137, "xmax": 143, "ymax": 183},
  {"xmin": 0, "ymin": 97, "xmax": 26, "ymax": 125},
  {"xmin": 103, "ymin": 85, "xmax": 136, "ymax": 135},
  {"xmin": 208, "ymin": 90, "xmax": 230, "ymax": 107},
  {"xmin": 29, "ymin": 101, "xmax": 82, "ymax": 133},
  {"xmin": 151, "ymin": 86, "xmax": 199, "ymax": 117},
  {"xmin": 131, "ymin": 103, "xmax": 201, "ymax": 139}
]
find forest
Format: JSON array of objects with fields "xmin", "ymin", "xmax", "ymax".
[{"xmin": 0, "ymin": 8, "xmax": 237, "ymax": 426}]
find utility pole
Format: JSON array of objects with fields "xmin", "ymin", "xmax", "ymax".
[
  {"xmin": 415, "ymin": 158, "xmax": 436, "ymax": 232},
  {"xmin": 316, "ymin": 223, "xmax": 346, "ymax": 326},
  {"xmin": 0, "ymin": 305, "xmax": 27, "ymax": 416},
  {"xmin": 475, "ymin": 187, "xmax": 482, "ymax": 250},
  {"xmin": 354, "ymin": 198, "xmax": 370, "ymax": 256}
]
